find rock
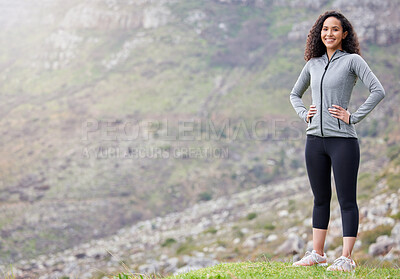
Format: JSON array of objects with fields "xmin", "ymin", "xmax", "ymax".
[
  {"xmin": 391, "ymin": 222, "xmax": 400, "ymax": 243},
  {"xmin": 242, "ymin": 238, "xmax": 256, "ymax": 249},
  {"xmin": 243, "ymin": 232, "xmax": 265, "ymax": 249},
  {"xmin": 266, "ymin": 234, "xmax": 278, "ymax": 242},
  {"xmin": 276, "ymin": 233, "xmax": 304, "ymax": 255},
  {"xmin": 305, "ymin": 240, "xmax": 313, "ymax": 252},
  {"xmin": 184, "ymin": 10, "xmax": 206, "ymax": 24},
  {"xmin": 368, "ymin": 235, "xmax": 395, "ymax": 256},
  {"xmin": 287, "ymin": 20, "xmax": 313, "ymax": 41},
  {"xmin": 61, "ymin": 3, "xmax": 142, "ymax": 30},
  {"xmin": 278, "ymin": 210, "xmax": 288, "ymax": 217},
  {"xmin": 292, "ymin": 254, "xmax": 300, "ymax": 262},
  {"xmin": 354, "ymin": 239, "xmax": 362, "ymax": 251},
  {"xmin": 333, "ymin": 245, "xmax": 343, "ymax": 258},
  {"xmin": 252, "ymin": 232, "xmax": 265, "ymax": 241},
  {"xmin": 274, "ymin": 0, "xmax": 329, "ymax": 10},
  {"xmin": 173, "ymin": 265, "xmax": 203, "ymax": 275},
  {"xmin": 163, "ymin": 257, "xmax": 179, "ymax": 273},
  {"xmin": 130, "ymin": 252, "xmax": 145, "ymax": 262},
  {"xmin": 143, "ymin": 6, "xmax": 171, "ymax": 29},
  {"xmin": 288, "ymin": 0, "xmax": 400, "ymax": 46},
  {"xmin": 138, "ymin": 261, "xmax": 160, "ymax": 274},
  {"xmin": 75, "ymin": 252, "xmax": 86, "ymax": 259},
  {"xmin": 193, "ymin": 251, "xmax": 205, "ymax": 258},
  {"xmin": 332, "ymin": 0, "xmax": 400, "ymax": 46},
  {"xmin": 86, "ymin": 247, "xmax": 109, "ymax": 259},
  {"xmin": 159, "ymin": 254, "xmax": 168, "ymax": 261},
  {"xmin": 302, "ymin": 218, "xmax": 312, "ymax": 227},
  {"xmin": 216, "ymin": 246, "xmax": 226, "ymax": 252},
  {"xmin": 326, "ymin": 250, "xmax": 337, "ymax": 260},
  {"xmin": 173, "ymin": 255, "xmax": 219, "ymax": 275},
  {"xmin": 102, "ymin": 36, "xmax": 153, "ymax": 70}
]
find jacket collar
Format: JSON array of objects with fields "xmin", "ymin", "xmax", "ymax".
[{"xmin": 323, "ymin": 49, "xmax": 348, "ymax": 62}]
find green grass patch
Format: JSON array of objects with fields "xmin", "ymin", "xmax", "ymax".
[
  {"xmin": 176, "ymin": 236, "xmax": 197, "ymax": 255},
  {"xmin": 247, "ymin": 212, "xmax": 257, "ymax": 220},
  {"xmin": 114, "ymin": 260, "xmax": 400, "ymax": 278},
  {"xmin": 386, "ymin": 173, "xmax": 400, "ymax": 191},
  {"xmin": 167, "ymin": 261, "xmax": 400, "ymax": 278},
  {"xmin": 263, "ymin": 223, "xmax": 276, "ymax": 231},
  {"xmin": 161, "ymin": 238, "xmax": 177, "ymax": 247},
  {"xmin": 390, "ymin": 211, "xmax": 400, "ymax": 220},
  {"xmin": 203, "ymin": 227, "xmax": 218, "ymax": 234},
  {"xmin": 358, "ymin": 172, "xmax": 378, "ymax": 198},
  {"xmin": 288, "ymin": 200, "xmax": 296, "ymax": 213},
  {"xmin": 198, "ymin": 191, "xmax": 213, "ymax": 202}
]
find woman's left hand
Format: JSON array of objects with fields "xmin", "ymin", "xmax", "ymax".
[{"xmin": 328, "ymin": 105, "xmax": 350, "ymax": 124}]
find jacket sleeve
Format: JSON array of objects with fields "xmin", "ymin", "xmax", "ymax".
[
  {"xmin": 349, "ymin": 54, "xmax": 385, "ymax": 124},
  {"xmin": 290, "ymin": 61, "xmax": 311, "ymax": 123}
]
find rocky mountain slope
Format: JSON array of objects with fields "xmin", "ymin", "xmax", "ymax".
[
  {"xmin": 2, "ymin": 175, "xmax": 399, "ymax": 278},
  {"xmin": 0, "ymin": 0, "xmax": 399, "ymax": 274}
]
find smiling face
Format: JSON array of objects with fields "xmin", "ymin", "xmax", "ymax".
[{"xmin": 321, "ymin": 16, "xmax": 348, "ymax": 52}]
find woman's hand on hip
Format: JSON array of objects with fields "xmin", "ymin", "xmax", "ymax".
[
  {"xmin": 328, "ymin": 105, "xmax": 350, "ymax": 124},
  {"xmin": 307, "ymin": 105, "xmax": 317, "ymax": 123}
]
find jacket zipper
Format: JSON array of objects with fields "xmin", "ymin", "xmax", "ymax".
[{"xmin": 320, "ymin": 51, "xmax": 338, "ymax": 136}]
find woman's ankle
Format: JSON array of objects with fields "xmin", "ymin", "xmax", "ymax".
[{"xmin": 315, "ymin": 250, "xmax": 324, "ymax": 256}]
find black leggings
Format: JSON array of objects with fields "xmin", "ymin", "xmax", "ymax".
[{"xmin": 305, "ymin": 135, "xmax": 360, "ymax": 237}]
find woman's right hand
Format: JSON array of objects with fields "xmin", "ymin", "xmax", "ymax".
[{"xmin": 307, "ymin": 105, "xmax": 317, "ymax": 123}]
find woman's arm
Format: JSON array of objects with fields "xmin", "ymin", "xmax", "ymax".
[
  {"xmin": 290, "ymin": 61, "xmax": 311, "ymax": 123},
  {"xmin": 349, "ymin": 54, "xmax": 385, "ymax": 124}
]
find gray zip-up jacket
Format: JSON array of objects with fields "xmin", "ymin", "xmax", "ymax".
[{"xmin": 290, "ymin": 49, "xmax": 385, "ymax": 138}]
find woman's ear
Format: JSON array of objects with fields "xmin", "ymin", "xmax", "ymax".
[{"xmin": 343, "ymin": 31, "xmax": 348, "ymax": 39}]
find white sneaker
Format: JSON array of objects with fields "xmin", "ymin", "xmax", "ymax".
[
  {"xmin": 327, "ymin": 256, "xmax": 356, "ymax": 272},
  {"xmin": 292, "ymin": 250, "xmax": 328, "ymax": 267}
]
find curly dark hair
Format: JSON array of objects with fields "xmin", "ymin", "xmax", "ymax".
[{"xmin": 304, "ymin": 10, "xmax": 361, "ymax": 61}]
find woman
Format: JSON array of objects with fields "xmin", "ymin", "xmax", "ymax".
[{"xmin": 289, "ymin": 10, "xmax": 385, "ymax": 272}]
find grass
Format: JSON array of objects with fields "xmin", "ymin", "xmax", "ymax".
[
  {"xmin": 112, "ymin": 260, "xmax": 400, "ymax": 279},
  {"xmin": 1, "ymin": 264, "xmax": 15, "ymax": 279},
  {"xmin": 247, "ymin": 213, "xmax": 257, "ymax": 220}
]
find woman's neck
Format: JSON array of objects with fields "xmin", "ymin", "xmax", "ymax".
[{"xmin": 326, "ymin": 48, "xmax": 342, "ymax": 61}]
